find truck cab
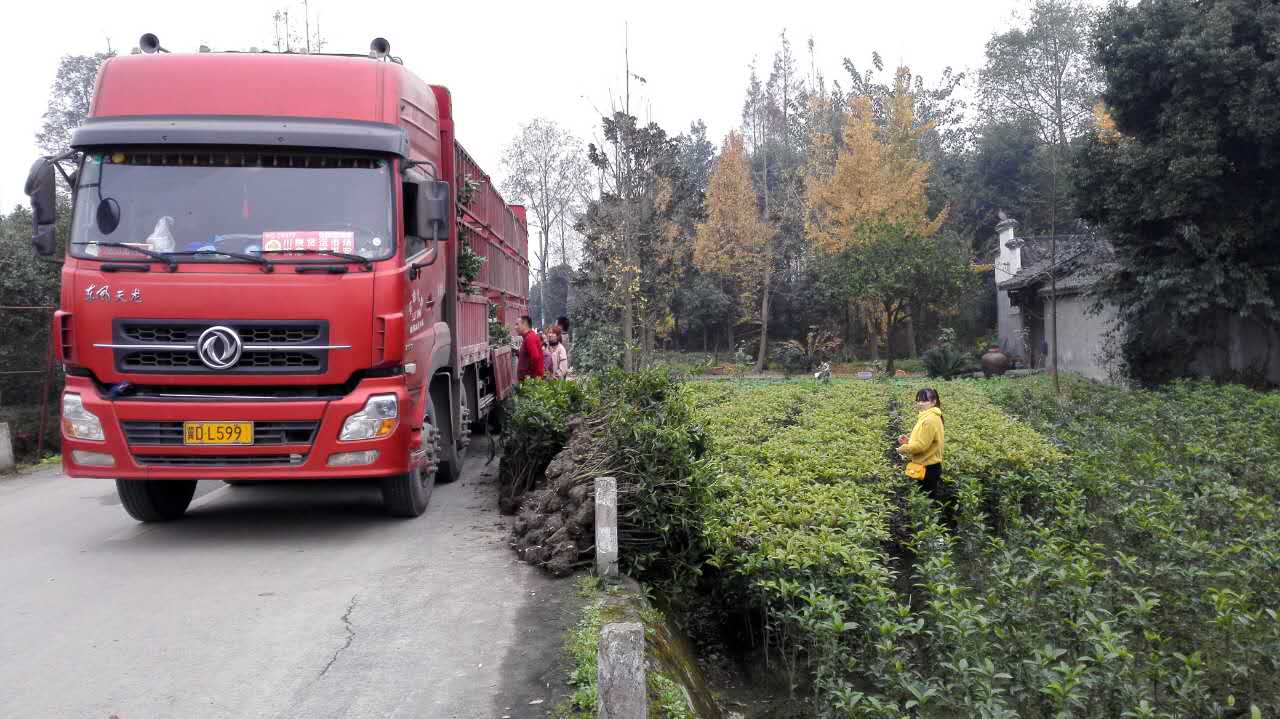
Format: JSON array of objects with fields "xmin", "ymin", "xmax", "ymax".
[{"xmin": 24, "ymin": 39, "xmax": 529, "ymax": 521}]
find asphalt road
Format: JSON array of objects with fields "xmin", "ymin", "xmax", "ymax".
[{"xmin": 0, "ymin": 442, "xmax": 577, "ymax": 719}]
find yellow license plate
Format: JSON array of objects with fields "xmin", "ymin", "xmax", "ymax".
[{"xmin": 183, "ymin": 422, "xmax": 254, "ymax": 445}]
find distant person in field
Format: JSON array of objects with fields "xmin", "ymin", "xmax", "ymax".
[
  {"xmin": 540, "ymin": 326, "xmax": 555, "ymax": 376},
  {"xmin": 545, "ymin": 325, "xmax": 570, "ymax": 379},
  {"xmin": 897, "ymin": 387, "xmax": 951, "ymax": 526},
  {"xmin": 516, "ymin": 315, "xmax": 544, "ymax": 381},
  {"xmin": 556, "ymin": 315, "xmax": 572, "ymax": 367}
]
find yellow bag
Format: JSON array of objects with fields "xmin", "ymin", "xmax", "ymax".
[{"xmin": 905, "ymin": 462, "xmax": 926, "ymax": 480}]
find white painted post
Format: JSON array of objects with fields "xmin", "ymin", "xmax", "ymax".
[
  {"xmin": 597, "ymin": 622, "xmax": 646, "ymax": 719},
  {"xmin": 0, "ymin": 423, "xmax": 13, "ymax": 473},
  {"xmin": 594, "ymin": 476, "xmax": 618, "ymax": 582}
]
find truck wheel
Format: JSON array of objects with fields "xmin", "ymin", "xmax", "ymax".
[
  {"xmin": 380, "ymin": 463, "xmax": 434, "ymax": 518},
  {"xmin": 116, "ymin": 479, "xmax": 197, "ymax": 522},
  {"xmin": 432, "ymin": 387, "xmax": 464, "ymax": 484}
]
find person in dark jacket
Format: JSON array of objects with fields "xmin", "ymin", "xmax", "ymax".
[{"xmin": 516, "ymin": 315, "xmax": 544, "ymax": 381}]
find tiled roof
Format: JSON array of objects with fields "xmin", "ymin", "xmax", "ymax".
[{"xmin": 998, "ymin": 234, "xmax": 1111, "ymax": 292}]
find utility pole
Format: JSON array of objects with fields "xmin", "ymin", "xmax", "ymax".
[
  {"xmin": 1050, "ymin": 133, "xmax": 1061, "ymax": 396},
  {"xmin": 619, "ymin": 22, "xmax": 635, "ymax": 372},
  {"xmin": 304, "ymin": 0, "xmax": 311, "ymax": 53}
]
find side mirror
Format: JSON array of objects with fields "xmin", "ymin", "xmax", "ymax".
[
  {"xmin": 418, "ymin": 180, "xmax": 450, "ymax": 240},
  {"xmin": 408, "ymin": 180, "xmax": 450, "ymax": 280},
  {"xmin": 25, "ymin": 158, "xmax": 57, "ymax": 257}
]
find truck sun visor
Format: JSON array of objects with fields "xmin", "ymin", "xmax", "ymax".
[{"xmin": 71, "ymin": 116, "xmax": 410, "ymax": 157}]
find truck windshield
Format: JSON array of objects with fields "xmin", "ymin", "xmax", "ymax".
[{"xmin": 70, "ymin": 149, "xmax": 394, "ymax": 263}]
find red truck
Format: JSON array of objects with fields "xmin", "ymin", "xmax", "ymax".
[{"xmin": 23, "ymin": 36, "xmax": 529, "ymax": 521}]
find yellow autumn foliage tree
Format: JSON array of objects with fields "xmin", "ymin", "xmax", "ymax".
[
  {"xmin": 805, "ymin": 68, "xmax": 970, "ymax": 370},
  {"xmin": 806, "ymin": 70, "xmax": 947, "ymax": 253},
  {"xmin": 694, "ymin": 131, "xmax": 774, "ymax": 360}
]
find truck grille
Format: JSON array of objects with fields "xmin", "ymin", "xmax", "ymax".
[
  {"xmin": 133, "ymin": 453, "xmax": 306, "ymax": 467},
  {"xmin": 120, "ymin": 349, "xmax": 322, "ymax": 371},
  {"xmin": 122, "ymin": 324, "xmax": 321, "ymax": 345},
  {"xmin": 121, "ymin": 421, "xmax": 319, "ymax": 446},
  {"xmin": 109, "ymin": 319, "xmax": 334, "ymax": 375}
]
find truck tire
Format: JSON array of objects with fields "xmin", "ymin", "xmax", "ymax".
[
  {"xmin": 380, "ymin": 463, "xmax": 434, "ymax": 518},
  {"xmin": 116, "ymin": 479, "xmax": 197, "ymax": 522},
  {"xmin": 432, "ymin": 386, "xmax": 464, "ymax": 484}
]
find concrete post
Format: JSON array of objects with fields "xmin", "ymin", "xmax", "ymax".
[
  {"xmin": 595, "ymin": 476, "xmax": 619, "ymax": 582},
  {"xmin": 597, "ymin": 622, "xmax": 646, "ymax": 719},
  {"xmin": 0, "ymin": 423, "xmax": 13, "ymax": 473}
]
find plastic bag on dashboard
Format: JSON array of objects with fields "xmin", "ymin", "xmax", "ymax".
[{"xmin": 146, "ymin": 216, "xmax": 176, "ymax": 253}]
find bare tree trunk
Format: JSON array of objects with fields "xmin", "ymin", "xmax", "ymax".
[
  {"xmin": 883, "ymin": 304, "xmax": 897, "ymax": 375},
  {"xmin": 843, "ymin": 299, "xmax": 853, "ymax": 352},
  {"xmin": 621, "ymin": 25, "xmax": 634, "ymax": 372},
  {"xmin": 538, "ymin": 228, "xmax": 549, "ymax": 327},
  {"xmin": 754, "ymin": 263, "xmax": 772, "ymax": 373},
  {"xmin": 1050, "ymin": 135, "xmax": 1061, "ymax": 395},
  {"xmin": 862, "ymin": 304, "xmax": 880, "ymax": 362},
  {"xmin": 903, "ymin": 313, "xmax": 917, "ymax": 359},
  {"xmin": 622, "ymin": 291, "xmax": 634, "ymax": 371}
]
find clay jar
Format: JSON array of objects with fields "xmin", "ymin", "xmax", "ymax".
[{"xmin": 981, "ymin": 346, "xmax": 1011, "ymax": 377}]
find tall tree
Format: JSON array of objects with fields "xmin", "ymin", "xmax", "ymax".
[
  {"xmin": 980, "ymin": 0, "xmax": 1101, "ymax": 388},
  {"xmin": 580, "ymin": 112, "xmax": 684, "ymax": 369},
  {"xmin": 980, "ymin": 0, "xmax": 1100, "ymax": 152},
  {"xmin": 36, "ymin": 52, "xmax": 115, "ymax": 154},
  {"xmin": 501, "ymin": 118, "xmax": 590, "ymax": 326},
  {"xmin": 840, "ymin": 53, "xmax": 967, "ymax": 355},
  {"xmin": 1076, "ymin": 0, "xmax": 1280, "ymax": 383},
  {"xmin": 694, "ymin": 132, "xmax": 773, "ymax": 364},
  {"xmin": 806, "ymin": 70, "xmax": 968, "ymax": 372}
]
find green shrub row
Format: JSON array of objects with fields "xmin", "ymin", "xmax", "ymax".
[
  {"xmin": 501, "ymin": 370, "xmax": 709, "ymax": 588},
  {"xmin": 498, "ymin": 378, "xmax": 594, "ymax": 509},
  {"xmin": 693, "ymin": 381, "xmax": 901, "ymax": 691},
  {"xmin": 972, "ymin": 377, "xmax": 1280, "ymax": 716},
  {"xmin": 894, "ymin": 380, "xmax": 1068, "ymax": 532},
  {"xmin": 831, "ymin": 377, "xmax": 1280, "ymax": 717}
]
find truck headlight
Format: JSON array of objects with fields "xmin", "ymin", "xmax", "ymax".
[
  {"xmin": 339, "ymin": 394, "xmax": 399, "ymax": 441},
  {"xmin": 62, "ymin": 393, "xmax": 105, "ymax": 441}
]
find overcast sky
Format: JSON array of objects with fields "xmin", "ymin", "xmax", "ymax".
[{"xmin": 0, "ymin": 0, "xmax": 1031, "ymax": 212}]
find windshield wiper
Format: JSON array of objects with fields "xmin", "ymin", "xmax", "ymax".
[
  {"xmin": 165, "ymin": 249, "xmax": 275, "ymax": 273},
  {"xmin": 258, "ymin": 249, "xmax": 374, "ymax": 272},
  {"xmin": 71, "ymin": 242, "xmax": 177, "ymax": 272}
]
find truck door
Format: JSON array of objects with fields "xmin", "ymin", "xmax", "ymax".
[{"xmin": 402, "ymin": 174, "xmax": 441, "ymax": 412}]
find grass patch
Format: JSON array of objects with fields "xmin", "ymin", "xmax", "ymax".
[{"xmin": 554, "ymin": 576, "xmax": 701, "ymax": 719}]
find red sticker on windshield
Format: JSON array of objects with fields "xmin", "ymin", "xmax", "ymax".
[{"xmin": 262, "ymin": 231, "xmax": 356, "ymax": 254}]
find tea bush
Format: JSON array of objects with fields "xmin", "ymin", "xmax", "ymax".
[
  {"xmin": 693, "ymin": 381, "xmax": 901, "ymax": 691},
  {"xmin": 895, "ymin": 380, "xmax": 1067, "ymax": 532},
  {"xmin": 688, "ymin": 376, "xmax": 1280, "ymax": 716},
  {"xmin": 498, "ymin": 378, "xmax": 593, "ymax": 510},
  {"xmin": 583, "ymin": 368, "xmax": 709, "ymax": 586}
]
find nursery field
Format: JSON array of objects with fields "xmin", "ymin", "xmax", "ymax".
[{"xmin": 686, "ymin": 376, "xmax": 1280, "ymax": 718}]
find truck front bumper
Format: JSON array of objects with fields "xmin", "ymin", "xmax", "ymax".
[{"xmin": 60, "ymin": 376, "xmax": 417, "ymax": 480}]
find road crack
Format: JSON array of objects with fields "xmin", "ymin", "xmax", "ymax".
[{"xmin": 317, "ymin": 594, "xmax": 359, "ymax": 678}]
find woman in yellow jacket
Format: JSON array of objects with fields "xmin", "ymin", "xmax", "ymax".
[{"xmin": 897, "ymin": 387, "xmax": 952, "ymax": 525}]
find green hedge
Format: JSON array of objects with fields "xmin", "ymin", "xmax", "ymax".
[{"xmin": 688, "ymin": 376, "xmax": 1280, "ymax": 716}]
